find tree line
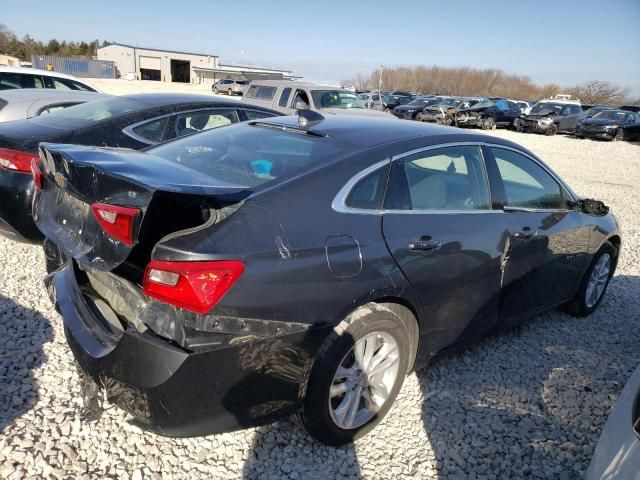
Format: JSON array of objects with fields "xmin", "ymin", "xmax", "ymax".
[
  {"xmin": 345, "ymin": 66, "xmax": 636, "ymax": 106},
  {"xmin": 0, "ymin": 24, "xmax": 106, "ymax": 61}
]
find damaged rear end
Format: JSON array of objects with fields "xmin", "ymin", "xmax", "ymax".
[{"xmin": 34, "ymin": 143, "xmax": 321, "ymax": 435}]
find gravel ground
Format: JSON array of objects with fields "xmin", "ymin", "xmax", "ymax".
[{"xmin": 1, "ymin": 82, "xmax": 639, "ymax": 479}]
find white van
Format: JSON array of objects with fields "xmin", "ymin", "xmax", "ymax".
[{"xmin": 242, "ymin": 80, "xmax": 393, "ymax": 117}]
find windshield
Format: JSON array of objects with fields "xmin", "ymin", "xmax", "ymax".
[
  {"xmin": 310, "ymin": 90, "xmax": 364, "ymax": 109},
  {"xmin": 592, "ymin": 110, "xmax": 629, "ymax": 121},
  {"xmin": 148, "ymin": 122, "xmax": 355, "ymax": 189},
  {"xmin": 407, "ymin": 98, "xmax": 430, "ymax": 107},
  {"xmin": 530, "ymin": 102, "xmax": 563, "ymax": 114},
  {"xmin": 32, "ymin": 97, "xmax": 143, "ymax": 128}
]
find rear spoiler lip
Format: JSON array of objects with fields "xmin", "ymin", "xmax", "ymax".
[{"xmin": 38, "ymin": 143, "xmax": 252, "ymax": 199}]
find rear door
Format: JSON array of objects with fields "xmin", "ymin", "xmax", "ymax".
[
  {"xmin": 381, "ymin": 144, "xmax": 505, "ymax": 355},
  {"xmin": 484, "ymin": 146, "xmax": 589, "ymax": 324}
]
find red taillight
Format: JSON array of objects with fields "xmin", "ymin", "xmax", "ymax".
[
  {"xmin": 91, "ymin": 203, "xmax": 140, "ymax": 245},
  {"xmin": 0, "ymin": 148, "xmax": 39, "ymax": 173},
  {"xmin": 143, "ymin": 260, "xmax": 245, "ymax": 314},
  {"xmin": 31, "ymin": 158, "xmax": 43, "ymax": 189}
]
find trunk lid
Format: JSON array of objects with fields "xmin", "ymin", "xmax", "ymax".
[
  {"xmin": 34, "ymin": 144, "xmax": 250, "ymax": 271},
  {"xmin": 0, "ymin": 120, "xmax": 74, "ymax": 152}
]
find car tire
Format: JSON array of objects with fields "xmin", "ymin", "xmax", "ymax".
[
  {"xmin": 613, "ymin": 129, "xmax": 624, "ymax": 142},
  {"xmin": 43, "ymin": 238, "xmax": 66, "ymax": 274},
  {"xmin": 561, "ymin": 241, "xmax": 617, "ymax": 317},
  {"xmin": 297, "ymin": 303, "xmax": 416, "ymax": 446},
  {"xmin": 213, "ymin": 87, "xmax": 218, "ymax": 94},
  {"xmin": 228, "ymin": 88, "xmax": 233, "ymax": 95},
  {"xmin": 416, "ymin": 113, "xmax": 424, "ymax": 122},
  {"xmin": 545, "ymin": 125, "xmax": 558, "ymax": 136}
]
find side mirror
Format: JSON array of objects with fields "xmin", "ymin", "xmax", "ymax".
[{"xmin": 569, "ymin": 198, "xmax": 609, "ymax": 215}]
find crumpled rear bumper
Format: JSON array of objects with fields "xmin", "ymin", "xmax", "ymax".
[{"xmin": 50, "ymin": 262, "xmax": 331, "ymax": 437}]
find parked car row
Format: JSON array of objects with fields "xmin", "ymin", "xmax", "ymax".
[{"xmin": 363, "ymin": 90, "xmax": 640, "ymax": 142}]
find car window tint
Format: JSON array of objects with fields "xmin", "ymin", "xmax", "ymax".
[
  {"xmin": 243, "ymin": 109, "xmax": 275, "ymax": 121},
  {"xmin": 0, "ymin": 72, "xmax": 44, "ymax": 90},
  {"xmin": 131, "ymin": 116, "xmax": 169, "ymax": 143},
  {"xmin": 345, "ymin": 165, "xmax": 388, "ymax": 210},
  {"xmin": 279, "ymin": 88, "xmax": 292, "ymax": 107},
  {"xmin": 245, "ymin": 85, "xmax": 258, "ymax": 98},
  {"xmin": 385, "ymin": 146, "xmax": 490, "ymax": 211},
  {"xmin": 167, "ymin": 109, "xmax": 239, "ymax": 140},
  {"xmin": 491, "ymin": 147, "xmax": 564, "ymax": 209}
]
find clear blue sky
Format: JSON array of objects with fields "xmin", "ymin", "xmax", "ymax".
[{"xmin": 3, "ymin": 0, "xmax": 639, "ymax": 94}]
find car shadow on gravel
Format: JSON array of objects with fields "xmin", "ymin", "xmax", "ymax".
[
  {"xmin": 0, "ymin": 294, "xmax": 53, "ymax": 431},
  {"xmin": 418, "ymin": 274, "xmax": 640, "ymax": 479}
]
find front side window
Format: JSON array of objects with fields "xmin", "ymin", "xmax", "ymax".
[
  {"xmin": 491, "ymin": 147, "xmax": 564, "ymax": 209},
  {"xmin": 385, "ymin": 146, "xmax": 490, "ymax": 211},
  {"xmin": 310, "ymin": 90, "xmax": 364, "ymax": 110},
  {"xmin": 256, "ymin": 86, "xmax": 277, "ymax": 100},
  {"xmin": 52, "ymin": 77, "xmax": 95, "ymax": 91},
  {"xmin": 167, "ymin": 109, "xmax": 239, "ymax": 140}
]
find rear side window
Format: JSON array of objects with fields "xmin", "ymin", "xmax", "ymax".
[
  {"xmin": 166, "ymin": 109, "xmax": 240, "ymax": 140},
  {"xmin": 256, "ymin": 86, "xmax": 277, "ymax": 100},
  {"xmin": 0, "ymin": 72, "xmax": 44, "ymax": 90},
  {"xmin": 131, "ymin": 117, "xmax": 169, "ymax": 143},
  {"xmin": 245, "ymin": 85, "xmax": 258, "ymax": 97},
  {"xmin": 243, "ymin": 109, "xmax": 275, "ymax": 121},
  {"xmin": 279, "ymin": 88, "xmax": 292, "ymax": 107},
  {"xmin": 491, "ymin": 147, "xmax": 564, "ymax": 209},
  {"xmin": 385, "ymin": 146, "xmax": 490, "ymax": 211},
  {"xmin": 345, "ymin": 165, "xmax": 388, "ymax": 210}
]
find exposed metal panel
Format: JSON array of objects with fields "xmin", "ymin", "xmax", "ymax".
[
  {"xmin": 31, "ymin": 55, "xmax": 116, "ymax": 79},
  {"xmin": 139, "ymin": 56, "xmax": 161, "ymax": 70}
]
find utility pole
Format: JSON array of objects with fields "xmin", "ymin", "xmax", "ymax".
[{"xmin": 378, "ymin": 64, "xmax": 383, "ymax": 94}]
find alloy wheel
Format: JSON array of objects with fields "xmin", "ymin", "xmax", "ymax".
[
  {"xmin": 585, "ymin": 253, "xmax": 611, "ymax": 308},
  {"xmin": 328, "ymin": 332, "xmax": 400, "ymax": 430}
]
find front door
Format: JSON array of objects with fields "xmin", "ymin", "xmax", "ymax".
[
  {"xmin": 485, "ymin": 146, "xmax": 590, "ymax": 324},
  {"xmin": 382, "ymin": 144, "xmax": 505, "ymax": 356}
]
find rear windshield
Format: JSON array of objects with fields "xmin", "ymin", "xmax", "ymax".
[
  {"xmin": 148, "ymin": 122, "xmax": 355, "ymax": 189},
  {"xmin": 32, "ymin": 97, "xmax": 143, "ymax": 128}
]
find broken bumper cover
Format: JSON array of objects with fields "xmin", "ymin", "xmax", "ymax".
[
  {"xmin": 575, "ymin": 127, "xmax": 616, "ymax": 139},
  {"xmin": 51, "ymin": 262, "xmax": 332, "ymax": 437},
  {"xmin": 519, "ymin": 119, "xmax": 554, "ymax": 133},
  {"xmin": 455, "ymin": 114, "xmax": 484, "ymax": 127}
]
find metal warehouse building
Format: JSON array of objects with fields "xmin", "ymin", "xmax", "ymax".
[{"xmin": 97, "ymin": 43, "xmax": 294, "ymax": 84}]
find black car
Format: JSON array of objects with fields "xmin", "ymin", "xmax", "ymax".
[
  {"xmin": 517, "ymin": 101, "xmax": 583, "ymax": 135},
  {"xmin": 455, "ymin": 99, "xmax": 521, "ymax": 130},
  {"xmin": 381, "ymin": 94, "xmax": 412, "ymax": 112},
  {"xmin": 36, "ymin": 112, "xmax": 620, "ymax": 445},
  {"xmin": 392, "ymin": 97, "xmax": 437, "ymax": 120},
  {"xmin": 583, "ymin": 105, "xmax": 612, "ymax": 118},
  {"xmin": 574, "ymin": 109, "xmax": 640, "ymax": 141},
  {"xmin": 0, "ymin": 94, "xmax": 279, "ymax": 243},
  {"xmin": 620, "ymin": 105, "xmax": 640, "ymax": 113}
]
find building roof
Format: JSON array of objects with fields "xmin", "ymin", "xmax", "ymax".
[{"xmin": 98, "ymin": 42, "xmax": 219, "ymax": 59}]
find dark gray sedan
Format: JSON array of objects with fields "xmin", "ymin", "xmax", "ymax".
[{"xmin": 36, "ymin": 113, "xmax": 620, "ymax": 445}]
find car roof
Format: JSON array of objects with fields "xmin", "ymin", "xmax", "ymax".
[
  {"xmin": 0, "ymin": 88, "xmax": 109, "ymax": 102},
  {"xmin": 254, "ymin": 114, "xmax": 517, "ymax": 149},
  {"xmin": 119, "ymin": 93, "xmax": 263, "ymax": 107},
  {"xmin": 247, "ymin": 80, "xmax": 351, "ymax": 90},
  {"xmin": 0, "ymin": 65, "xmax": 92, "ymax": 82}
]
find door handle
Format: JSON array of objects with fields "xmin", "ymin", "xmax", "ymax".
[
  {"xmin": 513, "ymin": 227, "xmax": 536, "ymax": 239},
  {"xmin": 409, "ymin": 239, "xmax": 442, "ymax": 251}
]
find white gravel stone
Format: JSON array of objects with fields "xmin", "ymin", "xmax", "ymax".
[{"xmin": 0, "ymin": 125, "xmax": 639, "ymax": 478}]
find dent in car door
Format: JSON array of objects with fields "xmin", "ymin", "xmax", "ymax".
[
  {"xmin": 485, "ymin": 146, "xmax": 589, "ymax": 324},
  {"xmin": 381, "ymin": 144, "xmax": 504, "ymax": 356}
]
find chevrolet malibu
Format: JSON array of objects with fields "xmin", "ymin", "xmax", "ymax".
[{"xmin": 35, "ymin": 112, "xmax": 620, "ymax": 445}]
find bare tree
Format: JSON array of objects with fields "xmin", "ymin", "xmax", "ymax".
[{"xmin": 570, "ymin": 80, "xmax": 630, "ymax": 105}]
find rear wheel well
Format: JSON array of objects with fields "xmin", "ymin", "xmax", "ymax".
[{"xmin": 374, "ymin": 298, "xmax": 420, "ymax": 371}]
